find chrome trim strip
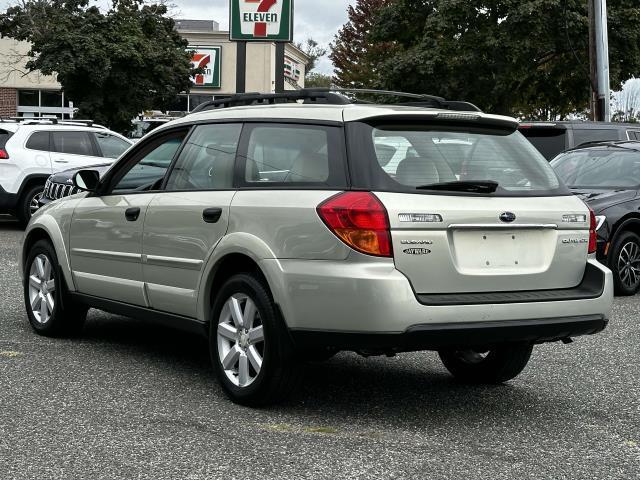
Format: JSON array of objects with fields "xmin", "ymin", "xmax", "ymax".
[
  {"xmin": 142, "ymin": 254, "xmax": 204, "ymax": 271},
  {"xmin": 448, "ymin": 224, "xmax": 559, "ymax": 230},
  {"xmin": 71, "ymin": 248, "xmax": 142, "ymax": 263}
]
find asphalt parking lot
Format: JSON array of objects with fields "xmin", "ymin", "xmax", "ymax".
[{"xmin": 0, "ymin": 216, "xmax": 638, "ymax": 479}]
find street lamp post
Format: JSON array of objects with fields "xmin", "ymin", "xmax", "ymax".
[{"xmin": 590, "ymin": 0, "xmax": 611, "ymax": 122}]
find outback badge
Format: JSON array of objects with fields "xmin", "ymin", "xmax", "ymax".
[{"xmin": 403, "ymin": 248, "xmax": 432, "ymax": 255}]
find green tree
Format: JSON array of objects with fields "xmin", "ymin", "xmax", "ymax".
[
  {"xmin": 295, "ymin": 38, "xmax": 327, "ymax": 74},
  {"xmin": 330, "ymin": 0, "xmax": 393, "ymax": 89},
  {"xmin": 305, "ymin": 72, "xmax": 333, "ymax": 88},
  {"xmin": 0, "ymin": 0, "xmax": 197, "ymax": 133},
  {"xmin": 340, "ymin": 0, "xmax": 640, "ymax": 119}
]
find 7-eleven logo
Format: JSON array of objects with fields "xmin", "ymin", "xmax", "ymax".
[
  {"xmin": 192, "ymin": 53, "xmax": 211, "ymax": 85},
  {"xmin": 240, "ymin": 0, "xmax": 284, "ymax": 37}
]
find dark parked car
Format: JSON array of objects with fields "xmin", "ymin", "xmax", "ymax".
[
  {"xmin": 551, "ymin": 140, "xmax": 640, "ymax": 295},
  {"xmin": 520, "ymin": 121, "xmax": 640, "ymax": 161}
]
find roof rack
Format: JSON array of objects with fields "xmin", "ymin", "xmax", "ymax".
[
  {"xmin": 0, "ymin": 117, "xmax": 105, "ymax": 128},
  {"xmin": 190, "ymin": 88, "xmax": 482, "ymax": 114}
]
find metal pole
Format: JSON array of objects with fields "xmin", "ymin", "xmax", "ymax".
[
  {"xmin": 275, "ymin": 43, "xmax": 285, "ymax": 93},
  {"xmin": 594, "ymin": 0, "xmax": 611, "ymax": 121},
  {"xmin": 588, "ymin": 0, "xmax": 598, "ymax": 121},
  {"xmin": 236, "ymin": 41, "xmax": 247, "ymax": 94}
]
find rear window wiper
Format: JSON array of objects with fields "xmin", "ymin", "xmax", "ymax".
[{"xmin": 415, "ymin": 180, "xmax": 499, "ymax": 193}]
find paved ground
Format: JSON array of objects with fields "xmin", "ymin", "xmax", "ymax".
[{"xmin": 0, "ymin": 216, "xmax": 638, "ymax": 479}]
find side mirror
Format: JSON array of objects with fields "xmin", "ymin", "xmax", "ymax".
[{"xmin": 72, "ymin": 169, "xmax": 100, "ymax": 192}]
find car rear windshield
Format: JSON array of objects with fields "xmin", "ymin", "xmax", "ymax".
[
  {"xmin": 0, "ymin": 129, "xmax": 13, "ymax": 149},
  {"xmin": 349, "ymin": 122, "xmax": 567, "ymax": 197},
  {"xmin": 551, "ymin": 148, "xmax": 640, "ymax": 188},
  {"xmin": 518, "ymin": 127, "xmax": 566, "ymax": 160}
]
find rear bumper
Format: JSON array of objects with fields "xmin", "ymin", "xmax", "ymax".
[
  {"xmin": 262, "ymin": 256, "xmax": 613, "ymax": 338},
  {"xmin": 290, "ymin": 315, "xmax": 608, "ymax": 351},
  {"xmin": 0, "ymin": 184, "xmax": 17, "ymax": 212}
]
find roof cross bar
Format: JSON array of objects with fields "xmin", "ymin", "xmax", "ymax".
[{"xmin": 190, "ymin": 88, "xmax": 482, "ymax": 114}]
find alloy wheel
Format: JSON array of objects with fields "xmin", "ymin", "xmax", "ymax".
[
  {"xmin": 217, "ymin": 294, "xmax": 265, "ymax": 388},
  {"xmin": 617, "ymin": 241, "xmax": 640, "ymax": 290},
  {"xmin": 28, "ymin": 254, "xmax": 56, "ymax": 324},
  {"xmin": 29, "ymin": 191, "xmax": 44, "ymax": 216}
]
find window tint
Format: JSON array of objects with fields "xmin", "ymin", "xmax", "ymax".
[
  {"xmin": 94, "ymin": 132, "xmax": 130, "ymax": 159},
  {"xmin": 0, "ymin": 129, "xmax": 13, "ymax": 149},
  {"xmin": 245, "ymin": 125, "xmax": 330, "ymax": 184},
  {"xmin": 165, "ymin": 124, "xmax": 240, "ymax": 191},
  {"xmin": 572, "ymin": 128, "xmax": 621, "ymax": 147},
  {"xmin": 363, "ymin": 124, "xmax": 563, "ymax": 196},
  {"xmin": 518, "ymin": 128, "xmax": 566, "ymax": 160},
  {"xmin": 26, "ymin": 131, "xmax": 50, "ymax": 151},
  {"xmin": 52, "ymin": 131, "xmax": 94, "ymax": 156},
  {"xmin": 113, "ymin": 135, "xmax": 185, "ymax": 192}
]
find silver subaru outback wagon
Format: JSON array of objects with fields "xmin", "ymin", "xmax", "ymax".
[{"xmin": 20, "ymin": 90, "xmax": 613, "ymax": 406}]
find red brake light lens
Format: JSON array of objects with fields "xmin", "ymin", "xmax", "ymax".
[
  {"xmin": 317, "ymin": 192, "xmax": 392, "ymax": 257},
  {"xmin": 588, "ymin": 208, "xmax": 597, "ymax": 254},
  {"xmin": 0, "ymin": 148, "xmax": 8, "ymax": 159}
]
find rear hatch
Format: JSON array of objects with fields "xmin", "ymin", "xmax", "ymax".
[{"xmin": 348, "ymin": 116, "xmax": 590, "ymax": 294}]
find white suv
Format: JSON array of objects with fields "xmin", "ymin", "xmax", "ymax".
[
  {"xmin": 21, "ymin": 90, "xmax": 613, "ymax": 406},
  {"xmin": 0, "ymin": 118, "xmax": 132, "ymax": 225}
]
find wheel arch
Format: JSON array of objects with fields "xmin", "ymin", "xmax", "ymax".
[
  {"xmin": 22, "ymin": 218, "xmax": 75, "ymax": 291},
  {"xmin": 17, "ymin": 174, "xmax": 49, "ymax": 201},
  {"xmin": 610, "ymin": 214, "xmax": 640, "ymax": 251},
  {"xmin": 197, "ymin": 233, "xmax": 283, "ymax": 326}
]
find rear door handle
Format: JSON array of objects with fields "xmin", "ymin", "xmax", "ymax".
[
  {"xmin": 125, "ymin": 207, "xmax": 141, "ymax": 222},
  {"xmin": 203, "ymin": 207, "xmax": 223, "ymax": 224},
  {"xmin": 54, "ymin": 159, "xmax": 69, "ymax": 164}
]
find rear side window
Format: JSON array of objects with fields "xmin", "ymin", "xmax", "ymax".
[
  {"xmin": 519, "ymin": 127, "xmax": 566, "ymax": 160},
  {"xmin": 165, "ymin": 123, "xmax": 241, "ymax": 191},
  {"xmin": 0, "ymin": 129, "xmax": 13, "ymax": 149},
  {"xmin": 52, "ymin": 131, "xmax": 95, "ymax": 156},
  {"xmin": 349, "ymin": 122, "xmax": 567, "ymax": 197},
  {"xmin": 93, "ymin": 132, "xmax": 131, "ymax": 159},
  {"xmin": 239, "ymin": 124, "xmax": 346, "ymax": 187},
  {"xmin": 572, "ymin": 128, "xmax": 621, "ymax": 148},
  {"xmin": 26, "ymin": 131, "xmax": 50, "ymax": 151}
]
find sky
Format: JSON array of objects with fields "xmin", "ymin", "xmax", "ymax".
[{"xmin": 0, "ymin": 0, "xmax": 355, "ymax": 74}]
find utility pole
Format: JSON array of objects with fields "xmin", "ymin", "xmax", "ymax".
[{"xmin": 589, "ymin": 0, "xmax": 611, "ymax": 121}]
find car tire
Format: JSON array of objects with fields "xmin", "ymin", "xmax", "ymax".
[
  {"xmin": 438, "ymin": 343, "xmax": 533, "ymax": 384},
  {"xmin": 17, "ymin": 184, "xmax": 44, "ymax": 226},
  {"xmin": 210, "ymin": 273, "xmax": 300, "ymax": 406},
  {"xmin": 608, "ymin": 231, "xmax": 640, "ymax": 296},
  {"xmin": 23, "ymin": 239, "xmax": 87, "ymax": 337}
]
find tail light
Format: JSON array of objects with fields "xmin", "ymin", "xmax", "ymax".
[
  {"xmin": 317, "ymin": 192, "xmax": 392, "ymax": 257},
  {"xmin": 588, "ymin": 208, "xmax": 597, "ymax": 254},
  {"xmin": 0, "ymin": 148, "xmax": 8, "ymax": 159}
]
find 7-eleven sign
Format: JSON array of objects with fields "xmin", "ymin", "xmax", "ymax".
[
  {"xmin": 190, "ymin": 47, "xmax": 221, "ymax": 88},
  {"xmin": 230, "ymin": 0, "xmax": 293, "ymax": 42}
]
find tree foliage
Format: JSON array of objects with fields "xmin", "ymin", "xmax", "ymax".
[
  {"xmin": 330, "ymin": 0, "xmax": 393, "ymax": 88},
  {"xmin": 304, "ymin": 72, "xmax": 332, "ymax": 88},
  {"xmin": 295, "ymin": 38, "xmax": 327, "ymax": 74},
  {"xmin": 0, "ymin": 0, "xmax": 197, "ymax": 133},
  {"xmin": 332, "ymin": 0, "xmax": 640, "ymax": 119}
]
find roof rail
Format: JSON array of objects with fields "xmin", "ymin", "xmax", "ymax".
[
  {"xmin": 0, "ymin": 117, "xmax": 104, "ymax": 128},
  {"xmin": 190, "ymin": 88, "xmax": 482, "ymax": 114}
]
